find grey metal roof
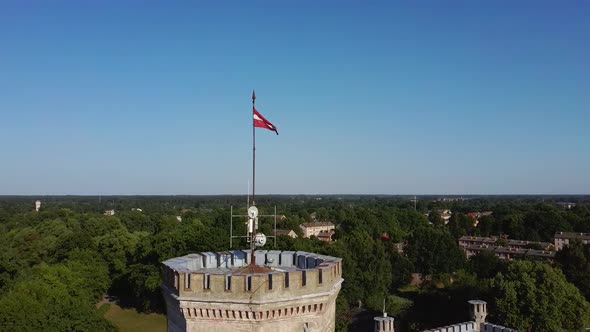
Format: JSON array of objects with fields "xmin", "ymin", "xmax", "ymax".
[{"xmin": 163, "ymin": 249, "xmax": 340, "ymax": 275}]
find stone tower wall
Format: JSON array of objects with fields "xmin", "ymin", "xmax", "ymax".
[{"xmin": 162, "ymin": 250, "xmax": 343, "ymax": 332}]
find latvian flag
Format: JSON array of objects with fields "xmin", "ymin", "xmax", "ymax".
[{"xmin": 253, "ymin": 108, "xmax": 278, "ymax": 135}]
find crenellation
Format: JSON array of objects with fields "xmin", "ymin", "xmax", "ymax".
[
  {"xmin": 217, "ymin": 251, "xmax": 232, "ymax": 268},
  {"xmin": 242, "ymin": 249, "xmax": 252, "ymax": 264},
  {"xmin": 280, "ymin": 251, "xmax": 296, "ymax": 266},
  {"xmin": 176, "ymin": 268, "xmax": 340, "ymax": 300},
  {"xmin": 201, "ymin": 252, "xmax": 217, "ymax": 268},
  {"xmin": 254, "ymin": 250, "xmax": 268, "ymax": 264},
  {"xmin": 210, "ymin": 273, "xmax": 225, "ymax": 291},
  {"xmin": 296, "ymin": 251, "xmax": 310, "ymax": 268},
  {"xmin": 163, "ymin": 250, "xmax": 343, "ymax": 331},
  {"xmin": 307, "ymin": 256, "xmax": 317, "ymax": 268},
  {"xmin": 231, "ymin": 250, "xmax": 247, "ymax": 267},
  {"xmin": 266, "ymin": 250, "xmax": 282, "ymax": 266}
]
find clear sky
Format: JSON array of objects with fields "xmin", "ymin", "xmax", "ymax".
[{"xmin": 0, "ymin": 1, "xmax": 589, "ymax": 195}]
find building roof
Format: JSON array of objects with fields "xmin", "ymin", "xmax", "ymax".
[
  {"xmin": 464, "ymin": 245, "xmax": 555, "ymax": 259},
  {"xmin": 163, "ymin": 250, "xmax": 341, "ymax": 276},
  {"xmin": 275, "ymin": 229, "xmax": 296, "ymax": 236},
  {"xmin": 465, "ymin": 244, "xmax": 497, "ymax": 251},
  {"xmin": 459, "ymin": 236, "xmax": 497, "ymax": 244},
  {"xmin": 493, "ymin": 246, "xmax": 527, "ymax": 255},
  {"xmin": 555, "ymin": 231, "xmax": 590, "ymax": 240},
  {"xmin": 507, "ymin": 239, "xmax": 552, "ymax": 248},
  {"xmin": 317, "ymin": 230, "xmax": 333, "ymax": 239},
  {"xmin": 301, "ymin": 221, "xmax": 335, "ymax": 228},
  {"xmin": 525, "ymin": 249, "xmax": 556, "ymax": 258}
]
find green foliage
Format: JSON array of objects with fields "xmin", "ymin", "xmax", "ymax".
[
  {"xmin": 428, "ymin": 211, "xmax": 445, "ymax": 226},
  {"xmin": 469, "ymin": 250, "xmax": 505, "ymax": 279},
  {"xmin": 489, "ymin": 260, "xmax": 590, "ymax": 331},
  {"xmin": 327, "ymin": 230, "xmax": 392, "ymax": 305},
  {"xmin": 1, "ymin": 196, "xmax": 590, "ymax": 330},
  {"xmin": 389, "ymin": 251, "xmax": 414, "ymax": 290},
  {"xmin": 0, "ymin": 263, "xmax": 116, "ymax": 331},
  {"xmin": 366, "ymin": 294, "xmax": 413, "ymax": 318},
  {"xmin": 405, "ymin": 226, "xmax": 465, "ymax": 275},
  {"xmin": 555, "ymin": 240, "xmax": 590, "ymax": 301}
]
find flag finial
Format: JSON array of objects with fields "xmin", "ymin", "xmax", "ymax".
[{"xmin": 252, "ymin": 89, "xmax": 256, "ymax": 102}]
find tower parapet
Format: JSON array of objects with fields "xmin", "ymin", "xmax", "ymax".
[
  {"xmin": 162, "ymin": 250, "xmax": 343, "ymax": 332},
  {"xmin": 468, "ymin": 300, "xmax": 488, "ymax": 332}
]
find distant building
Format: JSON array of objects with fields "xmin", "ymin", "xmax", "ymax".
[
  {"xmin": 467, "ymin": 211, "xmax": 493, "ymax": 227},
  {"xmin": 35, "ymin": 200, "xmax": 41, "ymax": 212},
  {"xmin": 392, "ymin": 242, "xmax": 404, "ymax": 254},
  {"xmin": 103, "ymin": 209, "xmax": 116, "ymax": 216},
  {"xmin": 440, "ymin": 209, "xmax": 452, "ymax": 224},
  {"xmin": 425, "ymin": 209, "xmax": 452, "ymax": 225},
  {"xmin": 554, "ymin": 231, "xmax": 590, "ymax": 251},
  {"xmin": 459, "ymin": 236, "xmax": 551, "ymax": 251},
  {"xmin": 506, "ymin": 239, "xmax": 552, "ymax": 250},
  {"xmin": 176, "ymin": 216, "xmax": 182, "ymax": 222},
  {"xmin": 458, "ymin": 236, "xmax": 555, "ymax": 262},
  {"xmin": 316, "ymin": 230, "xmax": 334, "ymax": 242},
  {"xmin": 458, "ymin": 236, "xmax": 497, "ymax": 247},
  {"xmin": 132, "ymin": 208, "xmax": 143, "ymax": 212},
  {"xmin": 557, "ymin": 202, "xmax": 576, "ymax": 210},
  {"xmin": 275, "ymin": 229, "xmax": 298, "ymax": 239},
  {"xmin": 300, "ymin": 222, "xmax": 335, "ymax": 241}
]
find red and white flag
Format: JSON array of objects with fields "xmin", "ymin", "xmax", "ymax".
[{"xmin": 253, "ymin": 108, "xmax": 278, "ymax": 135}]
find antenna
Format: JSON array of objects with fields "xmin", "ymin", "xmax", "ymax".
[
  {"xmin": 411, "ymin": 196, "xmax": 418, "ymax": 211},
  {"xmin": 229, "ymin": 205, "xmax": 278, "ymax": 251}
]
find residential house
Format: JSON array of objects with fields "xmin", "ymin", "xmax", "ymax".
[
  {"xmin": 554, "ymin": 231, "xmax": 590, "ymax": 251},
  {"xmin": 300, "ymin": 221, "xmax": 335, "ymax": 241},
  {"xmin": 275, "ymin": 229, "xmax": 298, "ymax": 239}
]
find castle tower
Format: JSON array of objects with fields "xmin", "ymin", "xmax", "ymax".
[
  {"xmin": 162, "ymin": 250, "xmax": 343, "ymax": 332},
  {"xmin": 468, "ymin": 300, "xmax": 487, "ymax": 331}
]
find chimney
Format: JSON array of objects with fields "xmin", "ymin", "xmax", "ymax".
[{"xmin": 468, "ymin": 300, "xmax": 487, "ymax": 332}]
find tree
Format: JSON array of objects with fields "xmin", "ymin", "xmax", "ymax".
[
  {"xmin": 469, "ymin": 250, "xmax": 505, "ymax": 279},
  {"xmin": 428, "ymin": 211, "xmax": 444, "ymax": 226},
  {"xmin": 405, "ymin": 227, "xmax": 465, "ymax": 275},
  {"xmin": 389, "ymin": 251, "xmax": 413, "ymax": 290},
  {"xmin": 489, "ymin": 260, "xmax": 590, "ymax": 331},
  {"xmin": 322, "ymin": 230, "xmax": 392, "ymax": 308},
  {"xmin": 555, "ymin": 240, "xmax": 590, "ymax": 301},
  {"xmin": 0, "ymin": 263, "xmax": 116, "ymax": 332}
]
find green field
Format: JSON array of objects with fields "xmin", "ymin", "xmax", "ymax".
[{"xmin": 101, "ymin": 303, "xmax": 166, "ymax": 332}]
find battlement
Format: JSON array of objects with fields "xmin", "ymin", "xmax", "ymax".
[{"xmin": 162, "ymin": 250, "xmax": 343, "ymax": 302}]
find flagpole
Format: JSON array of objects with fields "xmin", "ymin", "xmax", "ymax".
[
  {"xmin": 251, "ymin": 89, "xmax": 256, "ymax": 265},
  {"xmin": 252, "ymin": 90, "xmax": 256, "ymax": 206}
]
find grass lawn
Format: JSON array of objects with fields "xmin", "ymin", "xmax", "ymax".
[{"xmin": 100, "ymin": 302, "xmax": 166, "ymax": 332}]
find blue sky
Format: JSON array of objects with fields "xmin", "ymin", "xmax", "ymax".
[{"xmin": 0, "ymin": 1, "xmax": 588, "ymax": 195}]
